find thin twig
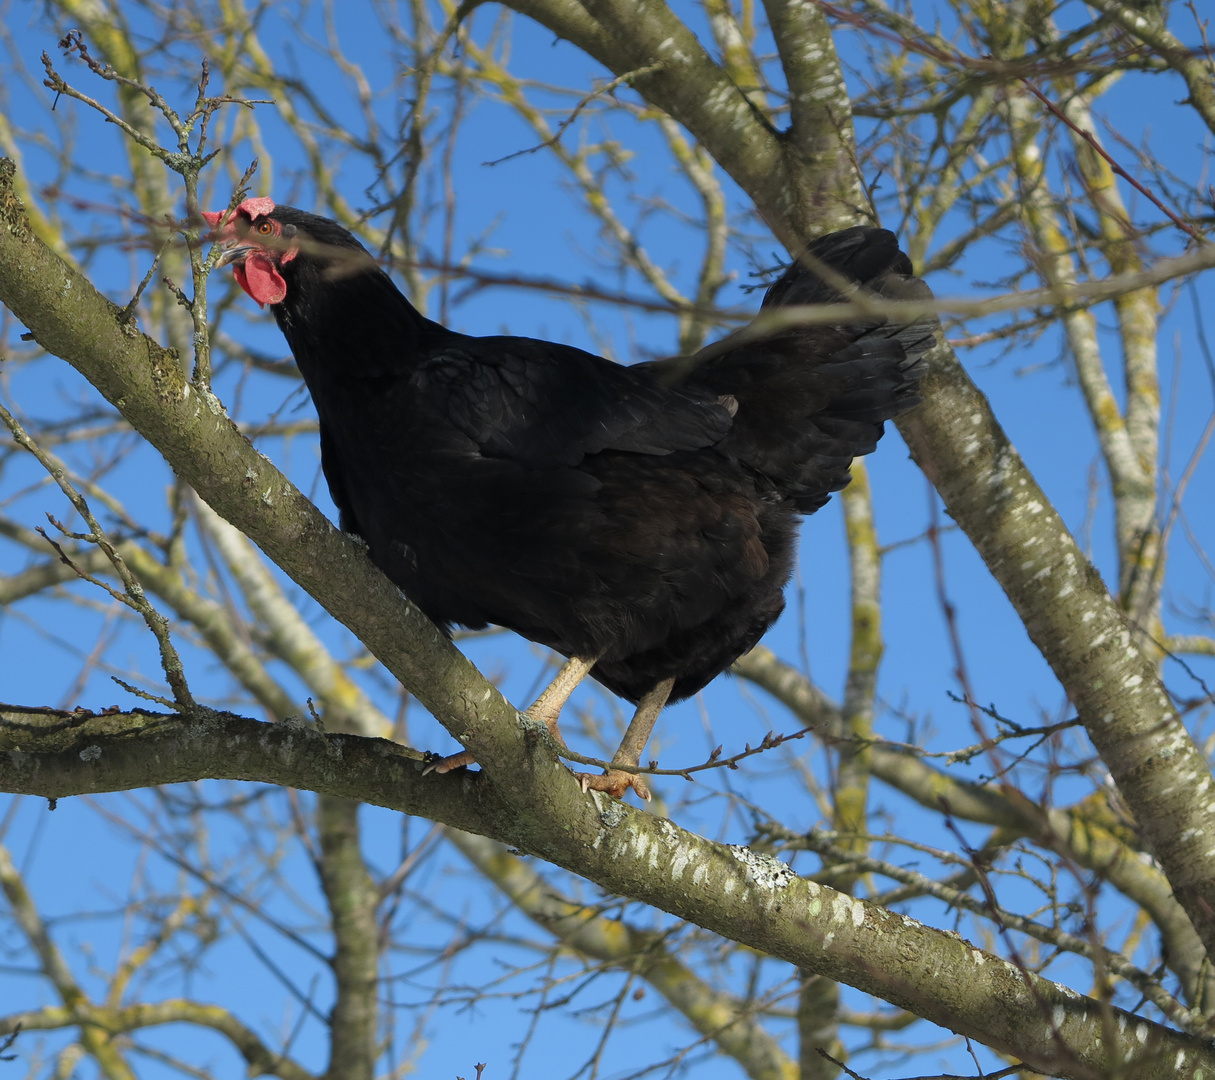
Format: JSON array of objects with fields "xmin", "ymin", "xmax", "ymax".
[
  {"xmin": 1019, "ymin": 76, "xmax": 1203, "ymax": 243},
  {"xmin": 0, "ymin": 400, "xmax": 195, "ymax": 709},
  {"xmin": 550, "ymin": 726, "xmax": 812, "ymax": 781},
  {"xmin": 482, "ymin": 64, "xmax": 664, "ymax": 166}
]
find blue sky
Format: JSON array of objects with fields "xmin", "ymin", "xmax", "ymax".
[{"xmin": 1, "ymin": 1, "xmax": 1213, "ymax": 1077}]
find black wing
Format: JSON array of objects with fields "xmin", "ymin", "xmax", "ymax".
[{"xmin": 411, "ymin": 337, "xmax": 734, "ymax": 468}]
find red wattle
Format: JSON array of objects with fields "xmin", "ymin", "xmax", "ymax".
[{"xmin": 234, "ymin": 252, "xmax": 287, "ymax": 307}]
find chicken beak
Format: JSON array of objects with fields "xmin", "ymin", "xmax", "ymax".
[{"xmin": 213, "ymin": 240, "xmax": 256, "ymax": 268}]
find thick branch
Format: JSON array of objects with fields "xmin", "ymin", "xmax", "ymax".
[
  {"xmin": 1, "ymin": 705, "xmax": 1213, "ymax": 1078},
  {"xmin": 447, "ymin": 829, "xmax": 798, "ymax": 1080},
  {"xmin": 735, "ymin": 646, "xmax": 1215, "ymax": 1009},
  {"xmin": 761, "ymin": 0, "xmax": 868, "ymax": 220},
  {"xmin": 899, "ymin": 338, "xmax": 1215, "ymax": 961},
  {"xmin": 317, "ymin": 797, "xmax": 379, "ymax": 1080},
  {"xmin": 0, "ymin": 156, "xmax": 530, "ymax": 796},
  {"xmin": 1083, "ymin": 0, "xmax": 1215, "ymax": 136}
]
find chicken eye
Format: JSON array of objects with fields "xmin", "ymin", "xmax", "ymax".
[{"xmin": 256, "ymin": 220, "xmax": 274, "ymax": 235}]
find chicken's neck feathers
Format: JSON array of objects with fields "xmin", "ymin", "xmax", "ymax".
[{"xmin": 274, "ymin": 258, "xmax": 447, "ymax": 383}]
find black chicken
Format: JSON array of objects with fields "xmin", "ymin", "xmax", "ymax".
[{"xmin": 204, "ymin": 198, "xmax": 936, "ymax": 798}]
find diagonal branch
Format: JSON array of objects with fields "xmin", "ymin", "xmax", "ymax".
[
  {"xmin": 447, "ymin": 829, "xmax": 798, "ymax": 1080},
  {"xmin": 0, "ymin": 155, "xmax": 527, "ymax": 794},
  {"xmin": 0, "ymin": 704, "xmax": 1212, "ymax": 1078},
  {"xmin": 1082, "ymin": 0, "xmax": 1215, "ymax": 137},
  {"xmin": 517, "ymin": 0, "xmax": 1215, "ymax": 964},
  {"xmin": 734, "ymin": 646, "xmax": 1215, "ymax": 1009}
]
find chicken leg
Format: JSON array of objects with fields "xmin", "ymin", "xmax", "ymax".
[
  {"xmin": 426, "ymin": 657, "xmax": 671, "ymax": 803},
  {"xmin": 423, "ymin": 654, "xmax": 599, "ymax": 775},
  {"xmin": 578, "ymin": 677, "xmax": 675, "ymax": 802}
]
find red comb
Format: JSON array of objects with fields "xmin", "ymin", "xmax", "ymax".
[
  {"xmin": 237, "ymin": 197, "xmax": 276, "ymax": 220},
  {"xmin": 201, "ymin": 197, "xmax": 277, "ymax": 231}
]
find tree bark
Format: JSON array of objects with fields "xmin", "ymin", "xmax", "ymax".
[
  {"xmin": 488, "ymin": 0, "xmax": 1215, "ymax": 963},
  {"xmin": 1, "ymin": 704, "xmax": 1212, "ymax": 1078}
]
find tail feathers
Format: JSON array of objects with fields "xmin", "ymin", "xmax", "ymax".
[
  {"xmin": 694, "ymin": 226, "xmax": 938, "ymax": 513},
  {"xmin": 763, "ymin": 226, "xmax": 917, "ymax": 308},
  {"xmin": 814, "ymin": 341, "xmax": 924, "ymax": 425},
  {"xmin": 763, "ymin": 225, "xmax": 938, "ymax": 371}
]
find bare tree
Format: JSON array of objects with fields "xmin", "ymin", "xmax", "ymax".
[{"xmin": 1, "ymin": 1, "xmax": 1214, "ymax": 1078}]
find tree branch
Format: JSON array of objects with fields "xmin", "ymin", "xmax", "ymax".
[
  {"xmin": 735, "ymin": 645, "xmax": 1215, "ymax": 1009},
  {"xmin": 0, "ymin": 155, "xmax": 527, "ymax": 796},
  {"xmin": 447, "ymin": 829, "xmax": 798, "ymax": 1080},
  {"xmin": 1, "ymin": 704, "xmax": 1212, "ymax": 1077}
]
